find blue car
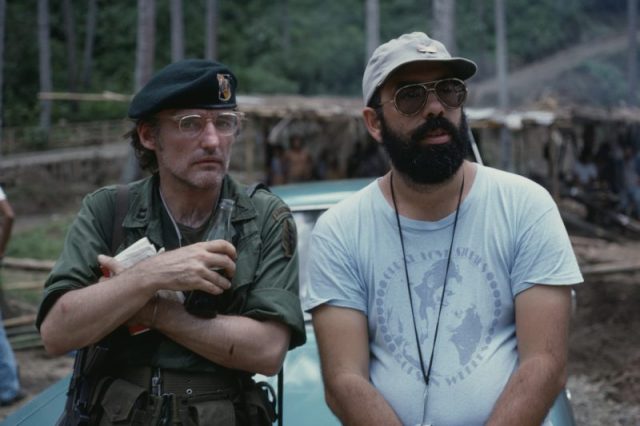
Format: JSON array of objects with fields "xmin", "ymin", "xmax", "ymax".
[{"xmin": 3, "ymin": 178, "xmax": 576, "ymax": 426}]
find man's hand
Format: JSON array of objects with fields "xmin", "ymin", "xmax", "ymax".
[
  {"xmin": 97, "ymin": 254, "xmax": 125, "ymax": 278},
  {"xmin": 98, "ymin": 240, "xmax": 237, "ymax": 296}
]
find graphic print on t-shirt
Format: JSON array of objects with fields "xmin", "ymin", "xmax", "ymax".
[{"xmin": 374, "ymin": 246, "xmax": 505, "ymax": 387}]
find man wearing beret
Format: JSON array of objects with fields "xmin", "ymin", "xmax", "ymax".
[
  {"xmin": 37, "ymin": 59, "xmax": 305, "ymax": 425},
  {"xmin": 305, "ymin": 33, "xmax": 582, "ymax": 425}
]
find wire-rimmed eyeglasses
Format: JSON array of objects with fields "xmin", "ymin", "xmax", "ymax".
[{"xmin": 161, "ymin": 112, "xmax": 244, "ymax": 137}]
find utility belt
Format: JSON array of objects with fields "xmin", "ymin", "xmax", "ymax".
[
  {"xmin": 61, "ymin": 366, "xmax": 276, "ymax": 426},
  {"xmin": 115, "ymin": 366, "xmax": 242, "ymax": 399}
]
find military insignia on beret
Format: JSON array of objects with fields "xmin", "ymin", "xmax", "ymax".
[{"xmin": 217, "ymin": 73, "xmax": 233, "ymax": 102}]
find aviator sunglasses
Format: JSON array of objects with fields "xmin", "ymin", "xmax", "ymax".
[{"xmin": 378, "ymin": 78, "xmax": 468, "ymax": 116}]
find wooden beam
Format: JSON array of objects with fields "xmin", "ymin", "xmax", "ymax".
[
  {"xmin": 3, "ymin": 314, "xmax": 37, "ymax": 328},
  {"xmin": 581, "ymin": 261, "xmax": 640, "ymax": 276},
  {"xmin": 2, "ymin": 257, "xmax": 55, "ymax": 271},
  {"xmin": 38, "ymin": 91, "xmax": 130, "ymax": 102},
  {"xmin": 2, "ymin": 281, "xmax": 44, "ymax": 291}
]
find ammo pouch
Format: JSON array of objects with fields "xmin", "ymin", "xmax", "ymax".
[
  {"xmin": 240, "ymin": 380, "xmax": 277, "ymax": 426},
  {"xmin": 188, "ymin": 398, "xmax": 236, "ymax": 425},
  {"xmin": 180, "ymin": 378, "xmax": 276, "ymax": 426},
  {"xmin": 94, "ymin": 378, "xmax": 151, "ymax": 425}
]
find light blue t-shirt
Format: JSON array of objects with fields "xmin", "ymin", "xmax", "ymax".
[{"xmin": 304, "ymin": 164, "xmax": 582, "ymax": 426}]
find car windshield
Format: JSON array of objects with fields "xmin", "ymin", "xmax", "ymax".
[{"xmin": 291, "ymin": 209, "xmax": 325, "ymax": 320}]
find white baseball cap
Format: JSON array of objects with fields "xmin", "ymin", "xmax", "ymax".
[{"xmin": 362, "ymin": 32, "xmax": 477, "ymax": 106}]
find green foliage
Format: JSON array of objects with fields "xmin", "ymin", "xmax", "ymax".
[
  {"xmin": 7, "ymin": 215, "xmax": 74, "ymax": 261},
  {"xmin": 505, "ymin": 0, "xmax": 584, "ymax": 65},
  {"xmin": 21, "ymin": 127, "xmax": 51, "ymax": 151},
  {"xmin": 2, "ymin": 0, "xmax": 633, "ymax": 129},
  {"xmin": 558, "ymin": 57, "xmax": 634, "ymax": 107}
]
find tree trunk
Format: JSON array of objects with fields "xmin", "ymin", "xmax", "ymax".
[
  {"xmin": 0, "ymin": 0, "xmax": 5, "ymax": 152},
  {"xmin": 281, "ymin": 0, "xmax": 291, "ymax": 54},
  {"xmin": 432, "ymin": 0, "xmax": 456, "ymax": 54},
  {"xmin": 135, "ymin": 0, "xmax": 156, "ymax": 91},
  {"xmin": 204, "ymin": 0, "xmax": 218, "ymax": 60},
  {"xmin": 495, "ymin": 0, "xmax": 508, "ymax": 110},
  {"xmin": 38, "ymin": 0, "xmax": 52, "ymax": 135},
  {"xmin": 170, "ymin": 0, "xmax": 184, "ymax": 62},
  {"xmin": 495, "ymin": 0, "xmax": 511, "ymax": 170},
  {"xmin": 365, "ymin": 0, "xmax": 379, "ymax": 62},
  {"xmin": 629, "ymin": 0, "xmax": 638, "ymax": 106},
  {"xmin": 81, "ymin": 0, "xmax": 98, "ymax": 90},
  {"xmin": 122, "ymin": 0, "xmax": 156, "ymax": 183},
  {"xmin": 474, "ymin": 0, "xmax": 487, "ymax": 79},
  {"xmin": 62, "ymin": 0, "xmax": 78, "ymax": 111}
]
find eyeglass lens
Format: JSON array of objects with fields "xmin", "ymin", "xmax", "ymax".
[
  {"xmin": 395, "ymin": 79, "xmax": 466, "ymax": 115},
  {"xmin": 178, "ymin": 114, "xmax": 240, "ymax": 136}
]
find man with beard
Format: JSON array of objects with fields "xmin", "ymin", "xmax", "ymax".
[
  {"xmin": 37, "ymin": 59, "xmax": 305, "ymax": 425},
  {"xmin": 304, "ymin": 32, "xmax": 582, "ymax": 426}
]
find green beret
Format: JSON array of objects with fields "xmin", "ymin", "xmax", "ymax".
[{"xmin": 128, "ymin": 59, "xmax": 238, "ymax": 119}]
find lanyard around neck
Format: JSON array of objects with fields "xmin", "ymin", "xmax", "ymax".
[{"xmin": 389, "ymin": 171, "xmax": 465, "ymax": 387}]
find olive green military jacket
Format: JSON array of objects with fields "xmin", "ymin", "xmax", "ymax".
[{"xmin": 36, "ymin": 174, "xmax": 306, "ymax": 373}]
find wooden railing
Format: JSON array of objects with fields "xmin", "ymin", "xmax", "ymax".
[{"xmin": 1, "ymin": 120, "xmax": 131, "ymax": 156}]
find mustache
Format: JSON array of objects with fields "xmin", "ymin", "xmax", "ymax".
[{"xmin": 410, "ymin": 115, "xmax": 459, "ymax": 144}]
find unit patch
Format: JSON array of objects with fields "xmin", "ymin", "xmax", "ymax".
[
  {"xmin": 217, "ymin": 73, "xmax": 233, "ymax": 102},
  {"xmin": 282, "ymin": 218, "xmax": 296, "ymax": 258}
]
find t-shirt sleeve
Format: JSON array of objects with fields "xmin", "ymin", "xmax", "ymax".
[
  {"xmin": 304, "ymin": 210, "xmax": 368, "ymax": 314},
  {"xmin": 510, "ymin": 190, "xmax": 583, "ymax": 295}
]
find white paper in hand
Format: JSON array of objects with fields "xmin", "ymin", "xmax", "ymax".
[{"xmin": 114, "ymin": 237, "xmax": 159, "ymax": 269}]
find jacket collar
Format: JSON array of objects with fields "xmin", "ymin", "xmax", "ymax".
[{"xmin": 122, "ymin": 174, "xmax": 258, "ymax": 248}]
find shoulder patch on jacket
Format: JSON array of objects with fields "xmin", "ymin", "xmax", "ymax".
[
  {"xmin": 272, "ymin": 206, "xmax": 292, "ymax": 222},
  {"xmin": 282, "ymin": 217, "xmax": 296, "ymax": 258}
]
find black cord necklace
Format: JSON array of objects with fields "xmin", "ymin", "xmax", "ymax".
[{"xmin": 389, "ymin": 170, "xmax": 465, "ymax": 392}]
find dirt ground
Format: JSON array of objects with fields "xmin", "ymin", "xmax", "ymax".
[
  {"xmin": 567, "ymin": 237, "xmax": 640, "ymax": 425},
  {"xmin": 0, "ymin": 238, "xmax": 638, "ymax": 424}
]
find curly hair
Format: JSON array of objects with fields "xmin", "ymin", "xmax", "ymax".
[{"xmin": 125, "ymin": 118, "xmax": 160, "ymax": 173}]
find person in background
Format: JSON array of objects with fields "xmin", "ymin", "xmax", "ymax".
[
  {"xmin": 305, "ymin": 32, "xmax": 582, "ymax": 425},
  {"xmin": 284, "ymin": 134, "xmax": 313, "ymax": 182},
  {"xmin": 0, "ymin": 186, "xmax": 14, "ymax": 264},
  {"xmin": 0, "ymin": 185, "xmax": 24, "ymax": 407},
  {"xmin": 36, "ymin": 59, "xmax": 305, "ymax": 425},
  {"xmin": 620, "ymin": 145, "xmax": 640, "ymax": 219},
  {"xmin": 346, "ymin": 141, "xmax": 363, "ymax": 178},
  {"xmin": 268, "ymin": 143, "xmax": 287, "ymax": 185},
  {"xmin": 315, "ymin": 148, "xmax": 343, "ymax": 181},
  {"xmin": 571, "ymin": 150, "xmax": 598, "ymax": 191}
]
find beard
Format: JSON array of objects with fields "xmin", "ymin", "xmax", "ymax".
[{"xmin": 380, "ymin": 112, "xmax": 470, "ymax": 185}]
